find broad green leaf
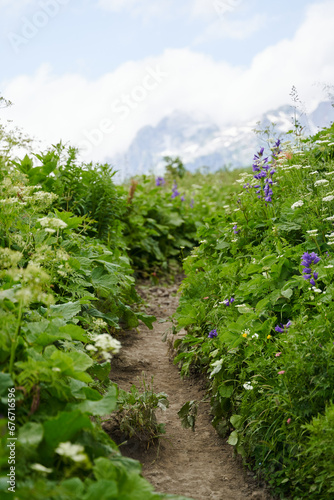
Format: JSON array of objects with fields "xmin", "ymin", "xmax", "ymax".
[
  {"xmin": 0, "ymin": 373, "xmax": 14, "ymax": 396},
  {"xmin": 59, "ymin": 324, "xmax": 90, "ymax": 342},
  {"xmin": 43, "ymin": 410, "xmax": 93, "ymax": 449},
  {"xmin": 230, "ymin": 414, "xmax": 243, "ymax": 429},
  {"xmin": 50, "ymin": 301, "xmax": 82, "ymax": 320},
  {"xmin": 18, "ymin": 422, "xmax": 44, "ymax": 447},
  {"xmin": 74, "ymin": 386, "xmax": 117, "ymax": 416},
  {"xmin": 227, "ymin": 430, "xmax": 239, "ymax": 446}
]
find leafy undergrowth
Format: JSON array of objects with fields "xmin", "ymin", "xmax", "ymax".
[
  {"xmin": 174, "ymin": 125, "xmax": 334, "ymax": 499},
  {"xmin": 0, "ymin": 119, "xmax": 197, "ymax": 499}
]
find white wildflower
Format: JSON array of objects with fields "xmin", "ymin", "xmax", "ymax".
[
  {"xmin": 251, "ymin": 333, "xmax": 259, "ymax": 339},
  {"xmin": 55, "ymin": 442, "xmax": 86, "ymax": 462},
  {"xmin": 243, "ymin": 382, "xmax": 253, "ymax": 390},
  {"xmin": 38, "ymin": 217, "xmax": 67, "ymax": 229},
  {"xmin": 92, "ymin": 334, "xmax": 121, "ymax": 354},
  {"xmin": 0, "ymin": 248, "xmax": 23, "ymax": 269},
  {"xmin": 52, "ymin": 367, "xmax": 61, "ymax": 372},
  {"xmin": 309, "ymin": 171, "xmax": 319, "ymax": 175},
  {"xmin": 324, "ymin": 171, "xmax": 334, "ymax": 176},
  {"xmin": 315, "ymin": 179, "xmax": 329, "ymax": 187},
  {"xmin": 323, "ymin": 195, "xmax": 334, "ymax": 202},
  {"xmin": 30, "ymin": 464, "xmax": 53, "ymax": 474},
  {"xmin": 324, "ymin": 215, "xmax": 334, "ymax": 221},
  {"xmin": 324, "ymin": 265, "xmax": 334, "ymax": 268},
  {"xmin": 306, "ymin": 230, "xmax": 318, "ymax": 236},
  {"xmin": 291, "ymin": 200, "xmax": 304, "ymax": 209},
  {"xmin": 85, "ymin": 345, "xmax": 98, "ymax": 352},
  {"xmin": 312, "ymin": 287, "xmax": 322, "ymax": 293}
]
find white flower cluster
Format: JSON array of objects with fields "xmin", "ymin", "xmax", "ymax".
[
  {"xmin": 291, "ymin": 200, "xmax": 304, "ymax": 209},
  {"xmin": 86, "ymin": 333, "xmax": 121, "ymax": 361},
  {"xmin": 309, "ymin": 171, "xmax": 319, "ymax": 175},
  {"xmin": 55, "ymin": 442, "xmax": 86, "ymax": 462},
  {"xmin": 243, "ymin": 382, "xmax": 253, "ymax": 390},
  {"xmin": 38, "ymin": 217, "xmax": 67, "ymax": 233},
  {"xmin": 324, "ymin": 265, "xmax": 334, "ymax": 269},
  {"xmin": 323, "ymin": 195, "xmax": 334, "ymax": 202},
  {"xmin": 315, "ymin": 179, "xmax": 330, "ymax": 187},
  {"xmin": 324, "ymin": 171, "xmax": 334, "ymax": 176},
  {"xmin": 92, "ymin": 318, "xmax": 108, "ymax": 331},
  {"xmin": 324, "ymin": 215, "xmax": 334, "ymax": 221},
  {"xmin": 0, "ymin": 248, "xmax": 23, "ymax": 269},
  {"xmin": 325, "ymin": 231, "xmax": 334, "ymax": 246},
  {"xmin": 306, "ymin": 230, "xmax": 318, "ymax": 236}
]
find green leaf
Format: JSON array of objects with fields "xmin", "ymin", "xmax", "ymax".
[
  {"xmin": 230, "ymin": 414, "xmax": 243, "ymax": 429},
  {"xmin": 43, "ymin": 410, "xmax": 93, "ymax": 449},
  {"xmin": 74, "ymin": 386, "xmax": 118, "ymax": 416},
  {"xmin": 18, "ymin": 422, "xmax": 44, "ymax": 447},
  {"xmin": 50, "ymin": 301, "xmax": 82, "ymax": 320},
  {"xmin": 88, "ymin": 362, "xmax": 111, "ymax": 382},
  {"xmin": 83, "ymin": 479, "xmax": 118, "ymax": 500},
  {"xmin": 135, "ymin": 312, "xmax": 156, "ymax": 330},
  {"xmin": 219, "ymin": 385, "xmax": 233, "ymax": 398},
  {"xmin": 227, "ymin": 430, "xmax": 239, "ymax": 446},
  {"xmin": 0, "ymin": 373, "xmax": 14, "ymax": 396},
  {"xmin": 59, "ymin": 324, "xmax": 90, "ymax": 342},
  {"xmin": 281, "ymin": 288, "xmax": 293, "ymax": 299}
]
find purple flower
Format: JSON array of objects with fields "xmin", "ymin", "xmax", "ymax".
[
  {"xmin": 156, "ymin": 177, "xmax": 165, "ymax": 186},
  {"xmin": 233, "ymin": 224, "xmax": 240, "ymax": 235},
  {"xmin": 181, "ymin": 195, "xmax": 185, "ymax": 201},
  {"xmin": 230, "ymin": 297, "xmax": 235, "ymax": 303},
  {"xmin": 171, "ymin": 181, "xmax": 180, "ymax": 198},
  {"xmin": 275, "ymin": 321, "xmax": 291, "ymax": 333},
  {"xmin": 190, "ymin": 198, "xmax": 194, "ymax": 208},
  {"xmin": 301, "ymin": 252, "xmax": 320, "ymax": 285},
  {"xmin": 224, "ymin": 299, "xmax": 230, "ymax": 306},
  {"xmin": 208, "ymin": 329, "xmax": 218, "ymax": 339}
]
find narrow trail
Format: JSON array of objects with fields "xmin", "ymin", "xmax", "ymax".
[{"xmin": 105, "ymin": 283, "xmax": 273, "ymax": 500}]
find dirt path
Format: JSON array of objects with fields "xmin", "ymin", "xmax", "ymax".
[{"xmin": 105, "ymin": 283, "xmax": 273, "ymax": 500}]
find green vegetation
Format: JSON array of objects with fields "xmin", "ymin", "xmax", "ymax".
[
  {"xmin": 174, "ymin": 125, "xmax": 334, "ymax": 499},
  {"xmin": 2, "ymin": 92, "xmax": 334, "ymax": 499}
]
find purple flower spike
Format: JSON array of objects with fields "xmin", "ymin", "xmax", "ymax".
[
  {"xmin": 224, "ymin": 299, "xmax": 230, "ymax": 306},
  {"xmin": 230, "ymin": 297, "xmax": 235, "ymax": 303},
  {"xmin": 313, "ymin": 272, "xmax": 319, "ymax": 280},
  {"xmin": 275, "ymin": 325, "xmax": 284, "ymax": 333},
  {"xmin": 156, "ymin": 177, "xmax": 165, "ymax": 186},
  {"xmin": 310, "ymin": 278, "xmax": 316, "ymax": 286}
]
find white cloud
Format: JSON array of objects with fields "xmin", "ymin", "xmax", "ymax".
[
  {"xmin": 192, "ymin": 0, "xmax": 243, "ymax": 20},
  {"xmin": 97, "ymin": 0, "xmax": 172, "ymax": 18},
  {"xmin": 194, "ymin": 13, "xmax": 266, "ymax": 43},
  {"xmin": 2, "ymin": 0, "xmax": 334, "ymax": 164}
]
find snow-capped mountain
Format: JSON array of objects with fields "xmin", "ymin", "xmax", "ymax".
[{"xmin": 111, "ymin": 101, "xmax": 334, "ymax": 180}]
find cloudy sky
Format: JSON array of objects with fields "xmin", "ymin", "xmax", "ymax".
[{"xmin": 1, "ymin": 0, "xmax": 334, "ymax": 162}]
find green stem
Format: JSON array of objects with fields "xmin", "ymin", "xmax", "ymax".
[{"xmin": 9, "ymin": 303, "xmax": 22, "ymax": 377}]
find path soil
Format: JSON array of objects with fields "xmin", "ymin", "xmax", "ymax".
[{"xmin": 104, "ymin": 283, "xmax": 273, "ymax": 500}]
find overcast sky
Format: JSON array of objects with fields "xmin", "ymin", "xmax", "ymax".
[{"xmin": 1, "ymin": 0, "xmax": 334, "ymax": 162}]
